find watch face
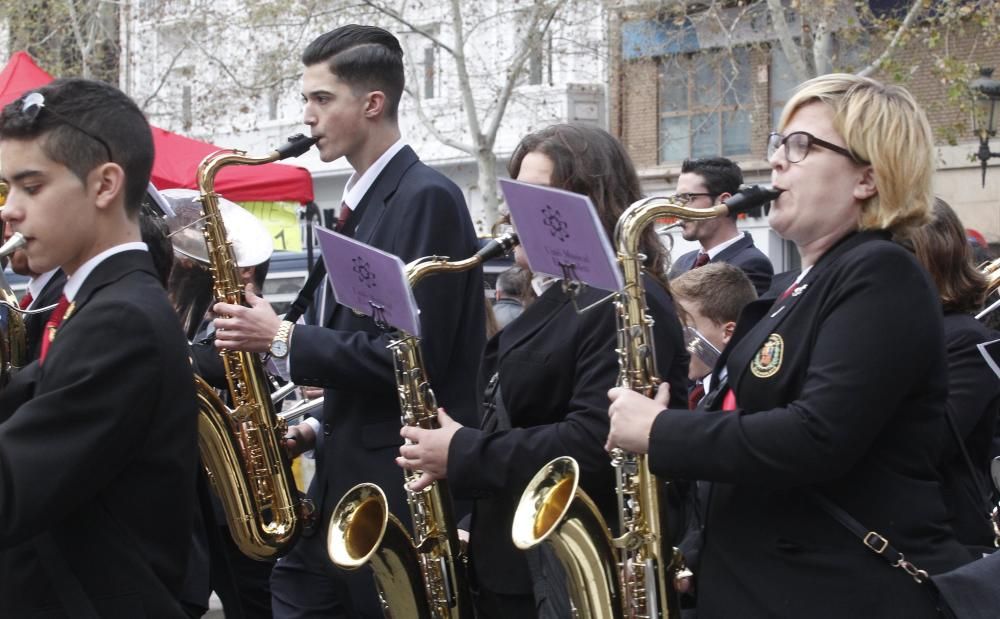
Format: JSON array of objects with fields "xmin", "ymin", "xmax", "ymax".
[{"xmin": 270, "ymin": 340, "xmax": 289, "ymax": 358}]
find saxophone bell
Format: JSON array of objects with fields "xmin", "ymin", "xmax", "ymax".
[{"xmin": 513, "ymin": 456, "xmax": 623, "ymax": 619}]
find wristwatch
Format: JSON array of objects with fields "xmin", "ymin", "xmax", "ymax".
[{"xmin": 269, "ymin": 320, "xmax": 294, "ymax": 359}]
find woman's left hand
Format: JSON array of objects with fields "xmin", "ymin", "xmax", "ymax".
[
  {"xmin": 396, "ymin": 408, "xmax": 463, "ymax": 492},
  {"xmin": 606, "ymin": 383, "xmax": 670, "ymax": 455}
]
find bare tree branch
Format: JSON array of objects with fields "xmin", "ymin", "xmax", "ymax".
[
  {"xmin": 767, "ymin": 0, "xmax": 811, "ymax": 83},
  {"xmin": 139, "ymin": 43, "xmax": 190, "ymax": 109},
  {"xmin": 358, "ymin": 0, "xmax": 457, "ymax": 55},
  {"xmin": 857, "ymin": 0, "xmax": 924, "ymax": 77},
  {"xmin": 484, "ymin": 0, "xmax": 565, "ymax": 143},
  {"xmin": 403, "ymin": 84, "xmax": 475, "ymax": 153}
]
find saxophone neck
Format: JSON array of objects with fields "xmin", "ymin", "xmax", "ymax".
[
  {"xmin": 404, "ymin": 231, "xmax": 519, "ymax": 288},
  {"xmin": 196, "ymin": 134, "xmax": 318, "ymax": 198}
]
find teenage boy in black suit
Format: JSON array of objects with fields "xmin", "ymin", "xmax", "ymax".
[
  {"xmin": 213, "ymin": 24, "xmax": 485, "ymax": 618},
  {"xmin": 667, "ymin": 157, "xmax": 773, "ymax": 296},
  {"xmin": 0, "ymin": 78, "xmax": 199, "ymax": 618}
]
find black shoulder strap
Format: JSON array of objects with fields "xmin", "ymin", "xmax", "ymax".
[
  {"xmin": 283, "ymin": 260, "xmax": 327, "ymax": 324},
  {"xmin": 809, "ymin": 491, "xmax": 929, "ymax": 584}
]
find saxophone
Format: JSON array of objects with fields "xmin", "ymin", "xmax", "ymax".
[
  {"xmin": 327, "ymin": 232, "xmax": 518, "ymax": 619},
  {"xmin": 0, "ymin": 231, "xmax": 27, "ymax": 387},
  {"xmin": 195, "ymin": 134, "xmax": 317, "ymax": 560},
  {"xmin": 513, "ymin": 186, "xmax": 780, "ymax": 618}
]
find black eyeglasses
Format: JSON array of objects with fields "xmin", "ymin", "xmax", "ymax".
[
  {"xmin": 21, "ymin": 92, "xmax": 113, "ymax": 162},
  {"xmin": 767, "ymin": 131, "xmax": 867, "ymax": 165},
  {"xmin": 675, "ymin": 192, "xmax": 718, "ymax": 203}
]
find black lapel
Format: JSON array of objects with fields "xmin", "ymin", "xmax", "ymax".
[
  {"xmin": 725, "ymin": 230, "xmax": 887, "ymax": 391},
  {"xmin": 324, "ymin": 147, "xmax": 419, "ymax": 327},
  {"xmin": 352, "ymin": 146, "xmax": 419, "ymax": 244},
  {"xmin": 67, "ymin": 251, "xmax": 154, "ymax": 325},
  {"xmin": 496, "ymin": 285, "xmax": 571, "ymax": 363},
  {"xmin": 712, "ymin": 232, "xmax": 753, "ymax": 263}
]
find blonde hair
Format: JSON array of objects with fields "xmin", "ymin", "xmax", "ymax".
[
  {"xmin": 672, "ymin": 262, "xmax": 757, "ymax": 326},
  {"xmin": 779, "ymin": 73, "xmax": 934, "ymax": 234}
]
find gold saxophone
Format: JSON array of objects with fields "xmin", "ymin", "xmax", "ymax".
[
  {"xmin": 327, "ymin": 232, "xmax": 518, "ymax": 619},
  {"xmin": 980, "ymin": 258, "xmax": 1000, "ymax": 297},
  {"xmin": 195, "ymin": 134, "xmax": 317, "ymax": 560},
  {"xmin": 513, "ymin": 186, "xmax": 780, "ymax": 618},
  {"xmin": 0, "ymin": 231, "xmax": 27, "ymax": 387}
]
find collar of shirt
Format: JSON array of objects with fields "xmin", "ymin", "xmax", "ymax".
[
  {"xmin": 26, "ymin": 268, "xmax": 59, "ymax": 303},
  {"xmin": 340, "ymin": 139, "xmax": 407, "ymax": 212},
  {"xmin": 62, "ymin": 242, "xmax": 149, "ymax": 302},
  {"xmin": 705, "ymin": 231, "xmax": 746, "ymax": 260},
  {"xmin": 531, "ymin": 273, "xmax": 558, "ymax": 297}
]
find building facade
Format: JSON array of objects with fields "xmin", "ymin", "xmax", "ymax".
[{"xmin": 609, "ymin": 0, "xmax": 1000, "ymax": 271}]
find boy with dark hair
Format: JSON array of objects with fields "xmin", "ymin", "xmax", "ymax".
[
  {"xmin": 667, "ymin": 156, "xmax": 774, "ymax": 295},
  {"xmin": 213, "ymin": 24, "xmax": 485, "ymax": 618},
  {"xmin": 0, "ymin": 77, "xmax": 198, "ymax": 618}
]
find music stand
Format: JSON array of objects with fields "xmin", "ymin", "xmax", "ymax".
[{"xmin": 314, "ymin": 226, "xmax": 421, "ymax": 337}]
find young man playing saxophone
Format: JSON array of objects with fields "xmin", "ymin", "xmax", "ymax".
[
  {"xmin": 212, "ymin": 24, "xmax": 485, "ymax": 618},
  {"xmin": 0, "ymin": 78, "xmax": 199, "ymax": 618}
]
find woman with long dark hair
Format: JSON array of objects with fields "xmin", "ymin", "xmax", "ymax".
[
  {"xmin": 899, "ymin": 198, "xmax": 1000, "ymax": 550},
  {"xmin": 396, "ymin": 123, "xmax": 689, "ymax": 617}
]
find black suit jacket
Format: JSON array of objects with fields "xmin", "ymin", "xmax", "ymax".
[
  {"xmin": 448, "ymin": 276, "xmax": 688, "ymax": 595},
  {"xmin": 649, "ymin": 231, "xmax": 970, "ymax": 618},
  {"xmin": 668, "ymin": 232, "xmax": 774, "ymax": 296},
  {"xmin": 939, "ymin": 311, "xmax": 1000, "ymax": 547},
  {"xmin": 289, "ymin": 146, "xmax": 485, "ymax": 529},
  {"xmin": 0, "ymin": 250, "xmax": 199, "ymax": 618},
  {"xmin": 21, "ymin": 269, "xmax": 67, "ymax": 362}
]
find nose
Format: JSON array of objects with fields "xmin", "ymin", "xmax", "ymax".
[
  {"xmin": 1, "ymin": 191, "xmax": 23, "ymax": 225},
  {"xmin": 768, "ymin": 143, "xmax": 788, "ymax": 172},
  {"xmin": 303, "ymin": 102, "xmax": 316, "ymax": 127}
]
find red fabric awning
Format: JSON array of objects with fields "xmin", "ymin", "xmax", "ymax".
[{"xmin": 0, "ymin": 52, "xmax": 314, "ymax": 203}]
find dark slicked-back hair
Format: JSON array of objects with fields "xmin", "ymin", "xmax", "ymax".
[
  {"xmin": 508, "ymin": 123, "xmax": 669, "ymax": 284},
  {"xmin": 302, "ymin": 25, "xmax": 405, "ymax": 119},
  {"xmin": 680, "ymin": 157, "xmax": 742, "ymax": 219},
  {"xmin": 0, "ymin": 77, "xmax": 154, "ymax": 215}
]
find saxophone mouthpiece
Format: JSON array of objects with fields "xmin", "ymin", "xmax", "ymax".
[
  {"xmin": 0, "ymin": 232, "xmax": 25, "ymax": 258},
  {"xmin": 474, "ymin": 231, "xmax": 519, "ymax": 263},
  {"xmin": 276, "ymin": 134, "xmax": 319, "ymax": 160},
  {"xmin": 723, "ymin": 185, "xmax": 782, "ymax": 216}
]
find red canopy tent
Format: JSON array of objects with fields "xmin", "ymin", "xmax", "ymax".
[{"xmin": 0, "ymin": 51, "xmax": 314, "ymax": 203}]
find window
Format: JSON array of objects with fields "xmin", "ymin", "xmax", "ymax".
[
  {"xmin": 658, "ymin": 47, "xmax": 752, "ymax": 163},
  {"xmin": 769, "ymin": 46, "xmax": 799, "ymax": 130}
]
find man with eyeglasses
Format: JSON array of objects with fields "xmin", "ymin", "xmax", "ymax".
[
  {"xmin": 667, "ymin": 157, "xmax": 773, "ymax": 296},
  {"xmin": 0, "ymin": 78, "xmax": 199, "ymax": 618}
]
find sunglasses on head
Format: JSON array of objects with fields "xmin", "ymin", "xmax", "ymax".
[{"xmin": 21, "ymin": 92, "xmax": 113, "ymax": 163}]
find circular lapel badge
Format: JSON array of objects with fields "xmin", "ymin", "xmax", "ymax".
[{"xmin": 751, "ymin": 333, "xmax": 784, "ymax": 378}]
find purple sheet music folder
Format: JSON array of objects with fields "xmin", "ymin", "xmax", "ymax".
[
  {"xmin": 314, "ymin": 226, "xmax": 421, "ymax": 337},
  {"xmin": 499, "ymin": 178, "xmax": 624, "ymax": 292}
]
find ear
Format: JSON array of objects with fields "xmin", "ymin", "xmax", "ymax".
[
  {"xmin": 91, "ymin": 162, "xmax": 126, "ymax": 211},
  {"xmin": 364, "ymin": 91, "xmax": 387, "ymax": 119},
  {"xmin": 716, "ymin": 192, "xmax": 732, "ymax": 205},
  {"xmin": 852, "ymin": 165, "xmax": 878, "ymax": 201},
  {"xmin": 721, "ymin": 320, "xmax": 736, "ymax": 345}
]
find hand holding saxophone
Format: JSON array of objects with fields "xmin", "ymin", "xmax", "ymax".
[
  {"xmin": 283, "ymin": 422, "xmax": 317, "ymax": 458},
  {"xmin": 396, "ymin": 407, "xmax": 463, "ymax": 492},
  {"xmin": 606, "ymin": 382, "xmax": 670, "ymax": 455},
  {"xmin": 213, "ymin": 283, "xmax": 282, "ymax": 353}
]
